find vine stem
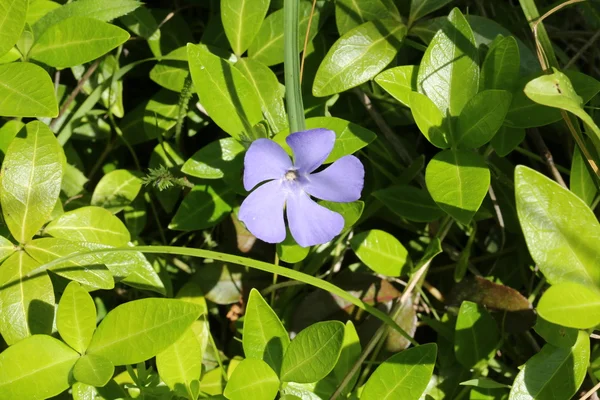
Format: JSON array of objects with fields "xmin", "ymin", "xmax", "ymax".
[
  {"xmin": 284, "ymin": 0, "xmax": 306, "ymax": 132},
  {"xmin": 27, "ymin": 245, "xmax": 417, "ymax": 345}
]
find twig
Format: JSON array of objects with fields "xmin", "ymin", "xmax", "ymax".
[
  {"xmin": 299, "ymin": 0, "xmax": 318, "ymax": 83},
  {"xmin": 49, "ymin": 59, "xmax": 101, "ymax": 130},
  {"xmin": 354, "ymin": 89, "xmax": 424, "ymax": 185},
  {"xmin": 528, "ymin": 128, "xmax": 568, "ymax": 188},
  {"xmin": 581, "ymin": 381, "xmax": 600, "ymax": 400},
  {"xmin": 565, "ymin": 29, "xmax": 600, "ymax": 69}
]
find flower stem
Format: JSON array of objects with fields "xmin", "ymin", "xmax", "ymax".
[{"xmin": 284, "ymin": 0, "xmax": 306, "ymax": 132}]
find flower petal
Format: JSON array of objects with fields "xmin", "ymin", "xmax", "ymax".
[
  {"xmin": 286, "ymin": 191, "xmax": 344, "ymax": 247},
  {"xmin": 304, "ymin": 155, "xmax": 364, "ymax": 202},
  {"xmin": 243, "ymin": 139, "xmax": 292, "ymax": 191},
  {"xmin": 286, "ymin": 128, "xmax": 336, "ymax": 173},
  {"xmin": 239, "ymin": 180, "xmax": 286, "ymax": 243}
]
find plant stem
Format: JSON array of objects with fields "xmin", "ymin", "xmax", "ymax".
[
  {"xmin": 284, "ymin": 0, "xmax": 305, "ymax": 132},
  {"xmin": 28, "ymin": 245, "xmax": 417, "ymax": 345}
]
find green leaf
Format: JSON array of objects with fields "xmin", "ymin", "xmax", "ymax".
[
  {"xmin": 1, "ymin": 121, "xmax": 63, "ymax": 243},
  {"xmin": 280, "ymin": 321, "xmax": 344, "ymax": 383},
  {"xmin": 124, "ymin": 196, "xmax": 147, "ymax": 239},
  {"xmin": 156, "ymin": 327, "xmax": 202, "ymax": 393},
  {"xmin": 454, "ymin": 301, "xmax": 499, "ymax": 369},
  {"xmin": 537, "ymin": 282, "xmax": 600, "ymax": 329},
  {"xmin": 224, "ymin": 359, "xmax": 279, "ymax": 400},
  {"xmin": 91, "ymin": 169, "xmax": 142, "ymax": 213},
  {"xmin": 169, "ymin": 184, "xmax": 233, "ymax": 231},
  {"xmin": 0, "ymin": 251, "xmax": 54, "ymax": 345},
  {"xmin": 350, "ymin": 229, "xmax": 411, "ymax": 277},
  {"xmin": 276, "ymin": 234, "xmax": 310, "ymax": 264},
  {"xmin": 56, "ymin": 281, "xmax": 97, "ymax": 354},
  {"xmin": 480, "ymin": 36, "xmax": 520, "ymax": 91},
  {"xmin": 455, "ymin": 90, "xmax": 512, "ymax": 148},
  {"xmin": 221, "ymin": 0, "xmax": 269, "ymax": 56},
  {"xmin": 0, "ymin": 120, "xmax": 23, "ymax": 160},
  {"xmin": 509, "ymin": 331, "xmax": 589, "ymax": 399},
  {"xmin": 26, "ymin": 238, "xmax": 114, "ymax": 290},
  {"xmin": 0, "ymin": 335, "xmax": 79, "ymax": 400},
  {"xmin": 335, "ymin": 0, "xmax": 400, "ymax": 35},
  {"xmin": 360, "ymin": 343, "xmax": 437, "ymax": 400},
  {"xmin": 142, "ymin": 89, "xmax": 179, "ymax": 142},
  {"xmin": 491, "ymin": 125, "xmax": 525, "ymax": 157},
  {"xmin": 409, "ymin": 91, "xmax": 450, "ymax": 148},
  {"xmin": 570, "ymin": 147, "xmax": 597, "ymax": 206},
  {"xmin": 426, "ymin": 149, "xmax": 490, "ymax": 225},
  {"xmin": 248, "ymin": 1, "xmax": 320, "ymax": 66},
  {"xmin": 45, "ymin": 206, "xmax": 131, "ymax": 247},
  {"xmin": 25, "ymin": 0, "xmax": 60, "ymax": 26},
  {"xmin": 30, "ymin": 17, "xmax": 129, "ymax": 68},
  {"xmin": 87, "ymin": 298, "xmax": 203, "ymax": 365},
  {"xmin": 515, "ymin": 165, "xmax": 600, "ymax": 288},
  {"xmin": 315, "ymin": 321, "xmax": 361, "ymax": 398},
  {"xmin": 187, "ymin": 43, "xmax": 262, "ymax": 139},
  {"xmin": 72, "ymin": 382, "xmax": 99, "ymax": 400},
  {"xmin": 375, "ymin": 65, "xmax": 418, "ymax": 108},
  {"xmin": 506, "ymin": 70, "xmax": 600, "ymax": 128},
  {"xmin": 182, "ymin": 138, "xmax": 245, "ymax": 180},
  {"xmin": 73, "ymin": 354, "xmax": 114, "ymax": 387},
  {"xmin": 374, "ymin": 185, "xmax": 445, "ymax": 222},
  {"xmin": 149, "ymin": 46, "xmax": 188, "ymax": 92},
  {"xmin": 460, "ymin": 378, "xmax": 509, "ymax": 389},
  {"xmin": 417, "ymin": 8, "xmax": 479, "ymax": 116},
  {"xmin": 273, "ymin": 116, "xmax": 376, "ymax": 163},
  {"xmin": 0, "ymin": 0, "xmax": 28, "ymax": 56},
  {"xmin": 79, "ymin": 242, "xmax": 166, "ymax": 295},
  {"xmin": 320, "ymin": 200, "xmax": 365, "ymax": 230},
  {"xmin": 409, "ymin": 0, "xmax": 452, "ymax": 24},
  {"xmin": 32, "ymin": 0, "xmax": 140, "ymax": 38},
  {"xmin": 533, "ymin": 317, "xmax": 578, "ymax": 348},
  {"xmin": 0, "ymin": 235, "xmax": 15, "ymax": 262},
  {"xmin": 235, "ymin": 57, "xmax": 288, "ymax": 133},
  {"xmin": 313, "ymin": 19, "xmax": 406, "ymax": 97},
  {"xmin": 524, "ymin": 68, "xmax": 600, "ymax": 149},
  {"xmin": 0, "ymin": 62, "xmax": 57, "ymax": 117},
  {"xmin": 243, "ymin": 288, "xmax": 290, "ymax": 375}
]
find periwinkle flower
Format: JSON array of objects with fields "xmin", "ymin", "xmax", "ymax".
[{"xmin": 239, "ymin": 128, "xmax": 365, "ymax": 247}]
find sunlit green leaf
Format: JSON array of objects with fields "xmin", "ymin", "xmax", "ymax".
[
  {"xmin": 375, "ymin": 65, "xmax": 418, "ymax": 108},
  {"xmin": 56, "ymin": 281, "xmax": 97, "ymax": 354},
  {"xmin": 0, "ymin": 251, "xmax": 54, "ymax": 345},
  {"xmin": 455, "ymin": 90, "xmax": 512, "ymax": 148},
  {"xmin": 91, "ymin": 169, "xmax": 142, "ymax": 214},
  {"xmin": 73, "ymin": 354, "xmax": 114, "ymax": 387},
  {"xmin": 0, "ymin": 62, "xmax": 56, "ymax": 116},
  {"xmin": 350, "ymin": 229, "xmax": 411, "ymax": 277},
  {"xmin": 0, "ymin": 0, "xmax": 28, "ymax": 56},
  {"xmin": 224, "ymin": 359, "xmax": 279, "ymax": 400},
  {"xmin": 1, "ymin": 121, "xmax": 63, "ymax": 243},
  {"xmin": 87, "ymin": 298, "xmax": 203, "ymax": 365},
  {"xmin": 156, "ymin": 327, "xmax": 202, "ymax": 393},
  {"xmin": 537, "ymin": 282, "xmax": 600, "ymax": 329},
  {"xmin": 0, "ymin": 335, "xmax": 79, "ymax": 400},
  {"xmin": 243, "ymin": 288, "xmax": 290, "ymax": 375},
  {"xmin": 280, "ymin": 321, "xmax": 344, "ymax": 383},
  {"xmin": 30, "ymin": 17, "xmax": 129, "ymax": 68},
  {"xmin": 221, "ymin": 0, "xmax": 269, "ymax": 56},
  {"xmin": 335, "ymin": 0, "xmax": 400, "ymax": 35},
  {"xmin": 313, "ymin": 19, "xmax": 406, "ymax": 97}
]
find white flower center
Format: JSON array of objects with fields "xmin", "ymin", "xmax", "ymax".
[{"xmin": 284, "ymin": 170, "xmax": 298, "ymax": 181}]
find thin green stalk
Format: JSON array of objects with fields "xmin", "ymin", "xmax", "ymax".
[
  {"xmin": 27, "ymin": 245, "xmax": 417, "ymax": 345},
  {"xmin": 284, "ymin": 0, "xmax": 305, "ymax": 132}
]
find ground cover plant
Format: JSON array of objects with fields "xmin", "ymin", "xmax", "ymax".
[{"xmin": 0, "ymin": 0, "xmax": 599, "ymax": 399}]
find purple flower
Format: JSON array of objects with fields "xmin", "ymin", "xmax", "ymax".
[{"xmin": 239, "ymin": 128, "xmax": 365, "ymax": 247}]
